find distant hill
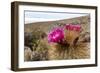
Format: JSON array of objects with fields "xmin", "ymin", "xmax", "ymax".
[{"xmin": 24, "ymin": 15, "xmax": 90, "ymax": 34}]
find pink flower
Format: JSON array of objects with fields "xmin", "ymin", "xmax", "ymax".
[
  {"xmin": 48, "ymin": 27, "xmax": 64, "ymax": 43},
  {"xmin": 65, "ymin": 24, "xmax": 81, "ymax": 31}
]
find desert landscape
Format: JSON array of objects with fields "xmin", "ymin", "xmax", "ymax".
[{"xmin": 24, "ymin": 15, "xmax": 90, "ymax": 61}]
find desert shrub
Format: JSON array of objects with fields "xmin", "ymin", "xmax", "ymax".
[
  {"xmin": 24, "ymin": 32, "xmax": 34, "ymax": 51},
  {"xmin": 24, "ymin": 30, "xmax": 49, "ymax": 61}
]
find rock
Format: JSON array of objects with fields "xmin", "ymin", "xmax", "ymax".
[{"xmin": 24, "ymin": 46, "xmax": 32, "ymax": 61}]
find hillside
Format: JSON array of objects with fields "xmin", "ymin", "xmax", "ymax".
[{"xmin": 24, "ymin": 15, "xmax": 90, "ymax": 34}]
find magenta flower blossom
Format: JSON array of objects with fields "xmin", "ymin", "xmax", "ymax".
[
  {"xmin": 65, "ymin": 24, "xmax": 81, "ymax": 31},
  {"xmin": 48, "ymin": 27, "xmax": 64, "ymax": 43}
]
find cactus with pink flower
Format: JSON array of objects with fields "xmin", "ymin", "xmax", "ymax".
[{"xmin": 47, "ymin": 24, "xmax": 81, "ymax": 46}]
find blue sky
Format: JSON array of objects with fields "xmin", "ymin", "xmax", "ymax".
[{"xmin": 25, "ymin": 11, "xmax": 89, "ymax": 24}]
